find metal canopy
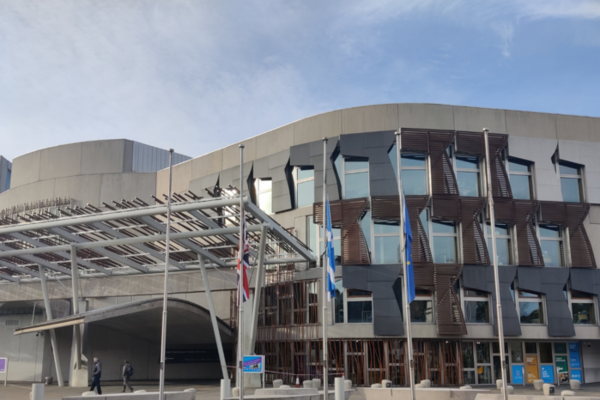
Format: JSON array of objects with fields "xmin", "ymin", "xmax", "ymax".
[{"xmin": 0, "ymin": 192, "xmax": 315, "ymax": 283}]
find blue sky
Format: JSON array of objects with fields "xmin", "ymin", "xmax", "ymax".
[{"xmin": 0, "ymin": 0, "xmax": 598, "ymax": 160}]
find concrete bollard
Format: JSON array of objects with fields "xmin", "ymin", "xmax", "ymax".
[
  {"xmin": 533, "ymin": 380, "xmax": 544, "ymax": 390},
  {"xmin": 382, "ymin": 379, "xmax": 392, "ymax": 388},
  {"xmin": 303, "ymin": 380, "xmax": 313, "ymax": 388},
  {"xmin": 312, "ymin": 378, "xmax": 322, "ymax": 389},
  {"xmin": 344, "ymin": 380, "xmax": 353, "ymax": 390},
  {"xmin": 570, "ymin": 380, "xmax": 581, "ymax": 390},
  {"xmin": 221, "ymin": 378, "xmax": 232, "ymax": 400},
  {"xmin": 31, "ymin": 384, "xmax": 45, "ymax": 400},
  {"xmin": 335, "ymin": 377, "xmax": 345, "ymax": 400},
  {"xmin": 273, "ymin": 379, "xmax": 283, "ymax": 388},
  {"xmin": 496, "ymin": 379, "xmax": 503, "ymax": 390}
]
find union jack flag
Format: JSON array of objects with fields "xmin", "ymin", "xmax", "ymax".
[{"xmin": 237, "ymin": 220, "xmax": 250, "ymax": 305}]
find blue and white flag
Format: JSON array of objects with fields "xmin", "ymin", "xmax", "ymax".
[
  {"xmin": 404, "ymin": 196, "xmax": 416, "ymax": 303},
  {"xmin": 326, "ymin": 197, "xmax": 336, "ymax": 301}
]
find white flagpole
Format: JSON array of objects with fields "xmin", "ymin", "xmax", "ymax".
[
  {"xmin": 159, "ymin": 149, "xmax": 174, "ymax": 400},
  {"xmin": 483, "ymin": 128, "xmax": 509, "ymax": 400},
  {"xmin": 322, "ymin": 137, "xmax": 329, "ymax": 400},
  {"xmin": 395, "ymin": 132, "xmax": 415, "ymax": 400},
  {"xmin": 238, "ymin": 144, "xmax": 246, "ymax": 400}
]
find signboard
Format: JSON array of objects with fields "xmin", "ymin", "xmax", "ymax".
[
  {"xmin": 243, "ymin": 355, "xmax": 264, "ymax": 373},
  {"xmin": 555, "ymin": 355, "xmax": 569, "ymax": 384},
  {"xmin": 541, "ymin": 365, "xmax": 555, "ymax": 384},
  {"xmin": 569, "ymin": 343, "xmax": 581, "ymax": 369},
  {"xmin": 571, "ymin": 369, "xmax": 582, "ymax": 382},
  {"xmin": 512, "ymin": 365, "xmax": 524, "ymax": 384},
  {"xmin": 0, "ymin": 359, "xmax": 6, "ymax": 373},
  {"xmin": 526, "ymin": 356, "xmax": 539, "ymax": 383},
  {"xmin": 165, "ymin": 349, "xmax": 223, "ymax": 364}
]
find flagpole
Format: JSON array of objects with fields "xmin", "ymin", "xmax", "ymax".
[
  {"xmin": 322, "ymin": 137, "xmax": 329, "ymax": 400},
  {"xmin": 395, "ymin": 132, "xmax": 416, "ymax": 400},
  {"xmin": 238, "ymin": 144, "xmax": 246, "ymax": 400},
  {"xmin": 159, "ymin": 149, "xmax": 174, "ymax": 400},
  {"xmin": 483, "ymin": 128, "xmax": 509, "ymax": 400}
]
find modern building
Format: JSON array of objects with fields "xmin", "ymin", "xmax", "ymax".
[{"xmin": 0, "ymin": 104, "xmax": 599, "ymax": 388}]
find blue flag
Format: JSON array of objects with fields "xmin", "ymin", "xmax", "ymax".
[
  {"xmin": 326, "ymin": 197, "xmax": 336, "ymax": 300},
  {"xmin": 404, "ymin": 198, "xmax": 416, "ymax": 303}
]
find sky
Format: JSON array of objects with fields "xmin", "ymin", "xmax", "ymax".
[{"xmin": 0, "ymin": 0, "xmax": 599, "ymax": 161}]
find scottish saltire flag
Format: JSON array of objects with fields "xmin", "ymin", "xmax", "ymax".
[
  {"xmin": 326, "ymin": 197, "xmax": 336, "ymax": 301},
  {"xmin": 404, "ymin": 196, "xmax": 416, "ymax": 303},
  {"xmin": 237, "ymin": 220, "xmax": 250, "ymax": 305}
]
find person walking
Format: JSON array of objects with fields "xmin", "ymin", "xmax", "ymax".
[
  {"xmin": 90, "ymin": 357, "xmax": 102, "ymax": 395},
  {"xmin": 122, "ymin": 360, "xmax": 134, "ymax": 392}
]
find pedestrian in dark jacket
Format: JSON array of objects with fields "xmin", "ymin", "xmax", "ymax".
[
  {"xmin": 122, "ymin": 360, "xmax": 134, "ymax": 392},
  {"xmin": 90, "ymin": 358, "xmax": 102, "ymax": 394}
]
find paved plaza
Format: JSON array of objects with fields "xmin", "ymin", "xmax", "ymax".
[{"xmin": 2, "ymin": 382, "xmax": 600, "ymax": 400}]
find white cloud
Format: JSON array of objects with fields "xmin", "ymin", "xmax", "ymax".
[{"xmin": 494, "ymin": 22, "xmax": 515, "ymax": 58}]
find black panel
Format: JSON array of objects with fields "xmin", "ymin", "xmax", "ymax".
[
  {"xmin": 462, "ymin": 265, "xmax": 521, "ymax": 336},
  {"xmin": 290, "ymin": 138, "xmax": 340, "ymax": 204},
  {"xmin": 570, "ymin": 268, "xmax": 600, "ymax": 297},
  {"xmin": 518, "ymin": 267, "xmax": 575, "ymax": 337},
  {"xmin": 342, "ymin": 263, "xmax": 404, "ymax": 336},
  {"xmin": 339, "ymin": 131, "xmax": 398, "ymax": 197}
]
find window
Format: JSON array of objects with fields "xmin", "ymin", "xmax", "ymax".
[
  {"xmin": 486, "ymin": 223, "xmax": 513, "ymax": 265},
  {"xmin": 559, "ymin": 163, "xmax": 583, "ymax": 202},
  {"xmin": 570, "ymin": 290, "xmax": 596, "ymax": 325},
  {"xmin": 373, "ymin": 221, "xmax": 400, "ymax": 264},
  {"xmin": 455, "ymin": 155, "xmax": 480, "ymax": 197},
  {"xmin": 307, "ymin": 216, "xmax": 318, "ymax": 255},
  {"xmin": 431, "ymin": 221, "xmax": 457, "ymax": 263},
  {"xmin": 538, "ymin": 225, "xmax": 564, "ymax": 267},
  {"xmin": 508, "ymin": 159, "xmax": 533, "ymax": 200},
  {"xmin": 410, "ymin": 290, "xmax": 433, "ymax": 323},
  {"xmin": 462, "ymin": 342, "xmax": 492, "ymax": 384},
  {"xmin": 518, "ymin": 290, "xmax": 544, "ymax": 324},
  {"xmin": 254, "ymin": 179, "xmax": 272, "ymax": 214},
  {"xmin": 313, "ymin": 221, "xmax": 341, "ymax": 264},
  {"xmin": 464, "ymin": 288, "xmax": 490, "ymax": 323},
  {"xmin": 343, "ymin": 158, "xmax": 369, "ymax": 199},
  {"xmin": 296, "ymin": 167, "xmax": 314, "ymax": 208},
  {"xmin": 389, "ymin": 145, "xmax": 428, "ymax": 195},
  {"xmin": 334, "ymin": 279, "xmax": 373, "ymax": 324}
]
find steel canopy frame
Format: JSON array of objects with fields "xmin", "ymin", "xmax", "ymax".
[{"xmin": 0, "ymin": 195, "xmax": 316, "ymax": 283}]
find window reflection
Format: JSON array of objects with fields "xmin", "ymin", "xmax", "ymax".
[
  {"xmin": 455, "ymin": 156, "xmax": 480, "ymax": 197},
  {"xmin": 296, "ymin": 168, "xmax": 314, "ymax": 208},
  {"xmin": 558, "ymin": 162, "xmax": 583, "ymax": 202}
]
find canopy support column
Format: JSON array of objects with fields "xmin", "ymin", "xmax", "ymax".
[{"xmin": 39, "ymin": 265, "xmax": 64, "ymax": 387}]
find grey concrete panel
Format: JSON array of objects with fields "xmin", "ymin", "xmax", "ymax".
[
  {"xmin": 10, "ymin": 148, "xmax": 41, "ymax": 187},
  {"xmin": 517, "ymin": 267, "xmax": 574, "ymax": 337},
  {"xmin": 505, "ymin": 110, "xmax": 558, "ymax": 139},
  {"xmin": 257, "ymin": 124, "xmax": 294, "ymax": 159},
  {"xmin": 556, "ymin": 114, "xmax": 599, "ymax": 142},
  {"xmin": 453, "ymin": 106, "xmax": 507, "ymax": 134},
  {"xmin": 54, "ymin": 174, "xmax": 102, "ymax": 208},
  {"xmin": 462, "ymin": 265, "xmax": 521, "ymax": 336},
  {"xmin": 570, "ymin": 268, "xmax": 600, "ymax": 297},
  {"xmin": 398, "ymin": 103, "xmax": 455, "ymax": 131},
  {"xmin": 590, "ymin": 205, "xmax": 600, "ymax": 224},
  {"xmin": 157, "ymin": 160, "xmax": 191, "ymax": 198},
  {"xmin": 100, "ymin": 173, "xmax": 157, "ymax": 207},
  {"xmin": 293, "ymin": 110, "xmax": 342, "ymax": 146},
  {"xmin": 253, "ymin": 157, "xmax": 269, "ymax": 179},
  {"xmin": 222, "ymin": 138, "xmax": 257, "ymax": 170},
  {"xmin": 81, "ymin": 140, "xmax": 126, "ymax": 175},
  {"xmin": 191, "ymin": 149, "xmax": 223, "ymax": 181},
  {"xmin": 342, "ymin": 104, "xmax": 399, "ymax": 135},
  {"xmin": 189, "ymin": 172, "xmax": 219, "ymax": 197},
  {"xmin": 289, "ymin": 143, "xmax": 311, "ymax": 166},
  {"xmin": 508, "ymin": 136, "xmax": 561, "ymax": 201},
  {"xmin": 123, "ymin": 139, "xmax": 134, "ymax": 172},
  {"xmin": 0, "ymin": 178, "xmax": 56, "ymax": 209},
  {"xmin": 343, "ymin": 263, "xmax": 404, "ymax": 336},
  {"xmin": 269, "ymin": 149, "xmax": 290, "ymax": 169},
  {"xmin": 39, "ymin": 142, "xmax": 83, "ymax": 181}
]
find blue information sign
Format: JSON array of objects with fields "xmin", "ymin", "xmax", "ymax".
[
  {"xmin": 571, "ymin": 369, "xmax": 582, "ymax": 382},
  {"xmin": 541, "ymin": 365, "xmax": 555, "ymax": 384},
  {"xmin": 243, "ymin": 355, "xmax": 265, "ymax": 373},
  {"xmin": 512, "ymin": 365, "xmax": 524, "ymax": 384},
  {"xmin": 569, "ymin": 343, "xmax": 581, "ymax": 369}
]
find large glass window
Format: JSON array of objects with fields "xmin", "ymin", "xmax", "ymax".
[
  {"xmin": 254, "ymin": 179, "xmax": 272, "ymax": 214},
  {"xmin": 570, "ymin": 291, "xmax": 596, "ymax": 325},
  {"xmin": 343, "ymin": 158, "xmax": 369, "ymax": 199},
  {"xmin": 410, "ymin": 290, "xmax": 433, "ymax": 323},
  {"xmin": 431, "ymin": 221, "xmax": 457, "ymax": 263},
  {"xmin": 559, "ymin": 163, "xmax": 583, "ymax": 202},
  {"xmin": 539, "ymin": 225, "xmax": 564, "ymax": 267},
  {"xmin": 455, "ymin": 156, "xmax": 480, "ymax": 197},
  {"xmin": 389, "ymin": 146, "xmax": 428, "ymax": 195},
  {"xmin": 508, "ymin": 159, "xmax": 533, "ymax": 200},
  {"xmin": 463, "ymin": 288, "xmax": 490, "ymax": 323},
  {"xmin": 518, "ymin": 290, "xmax": 544, "ymax": 324},
  {"xmin": 373, "ymin": 222, "xmax": 400, "ymax": 264},
  {"xmin": 486, "ymin": 223, "xmax": 513, "ymax": 265},
  {"xmin": 334, "ymin": 279, "xmax": 373, "ymax": 324},
  {"xmin": 296, "ymin": 167, "xmax": 314, "ymax": 208},
  {"xmin": 462, "ymin": 341, "xmax": 492, "ymax": 384},
  {"xmin": 334, "ymin": 280, "xmax": 344, "ymax": 323}
]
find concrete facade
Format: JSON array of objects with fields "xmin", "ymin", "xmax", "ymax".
[{"xmin": 0, "ymin": 104, "xmax": 600, "ymax": 388}]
